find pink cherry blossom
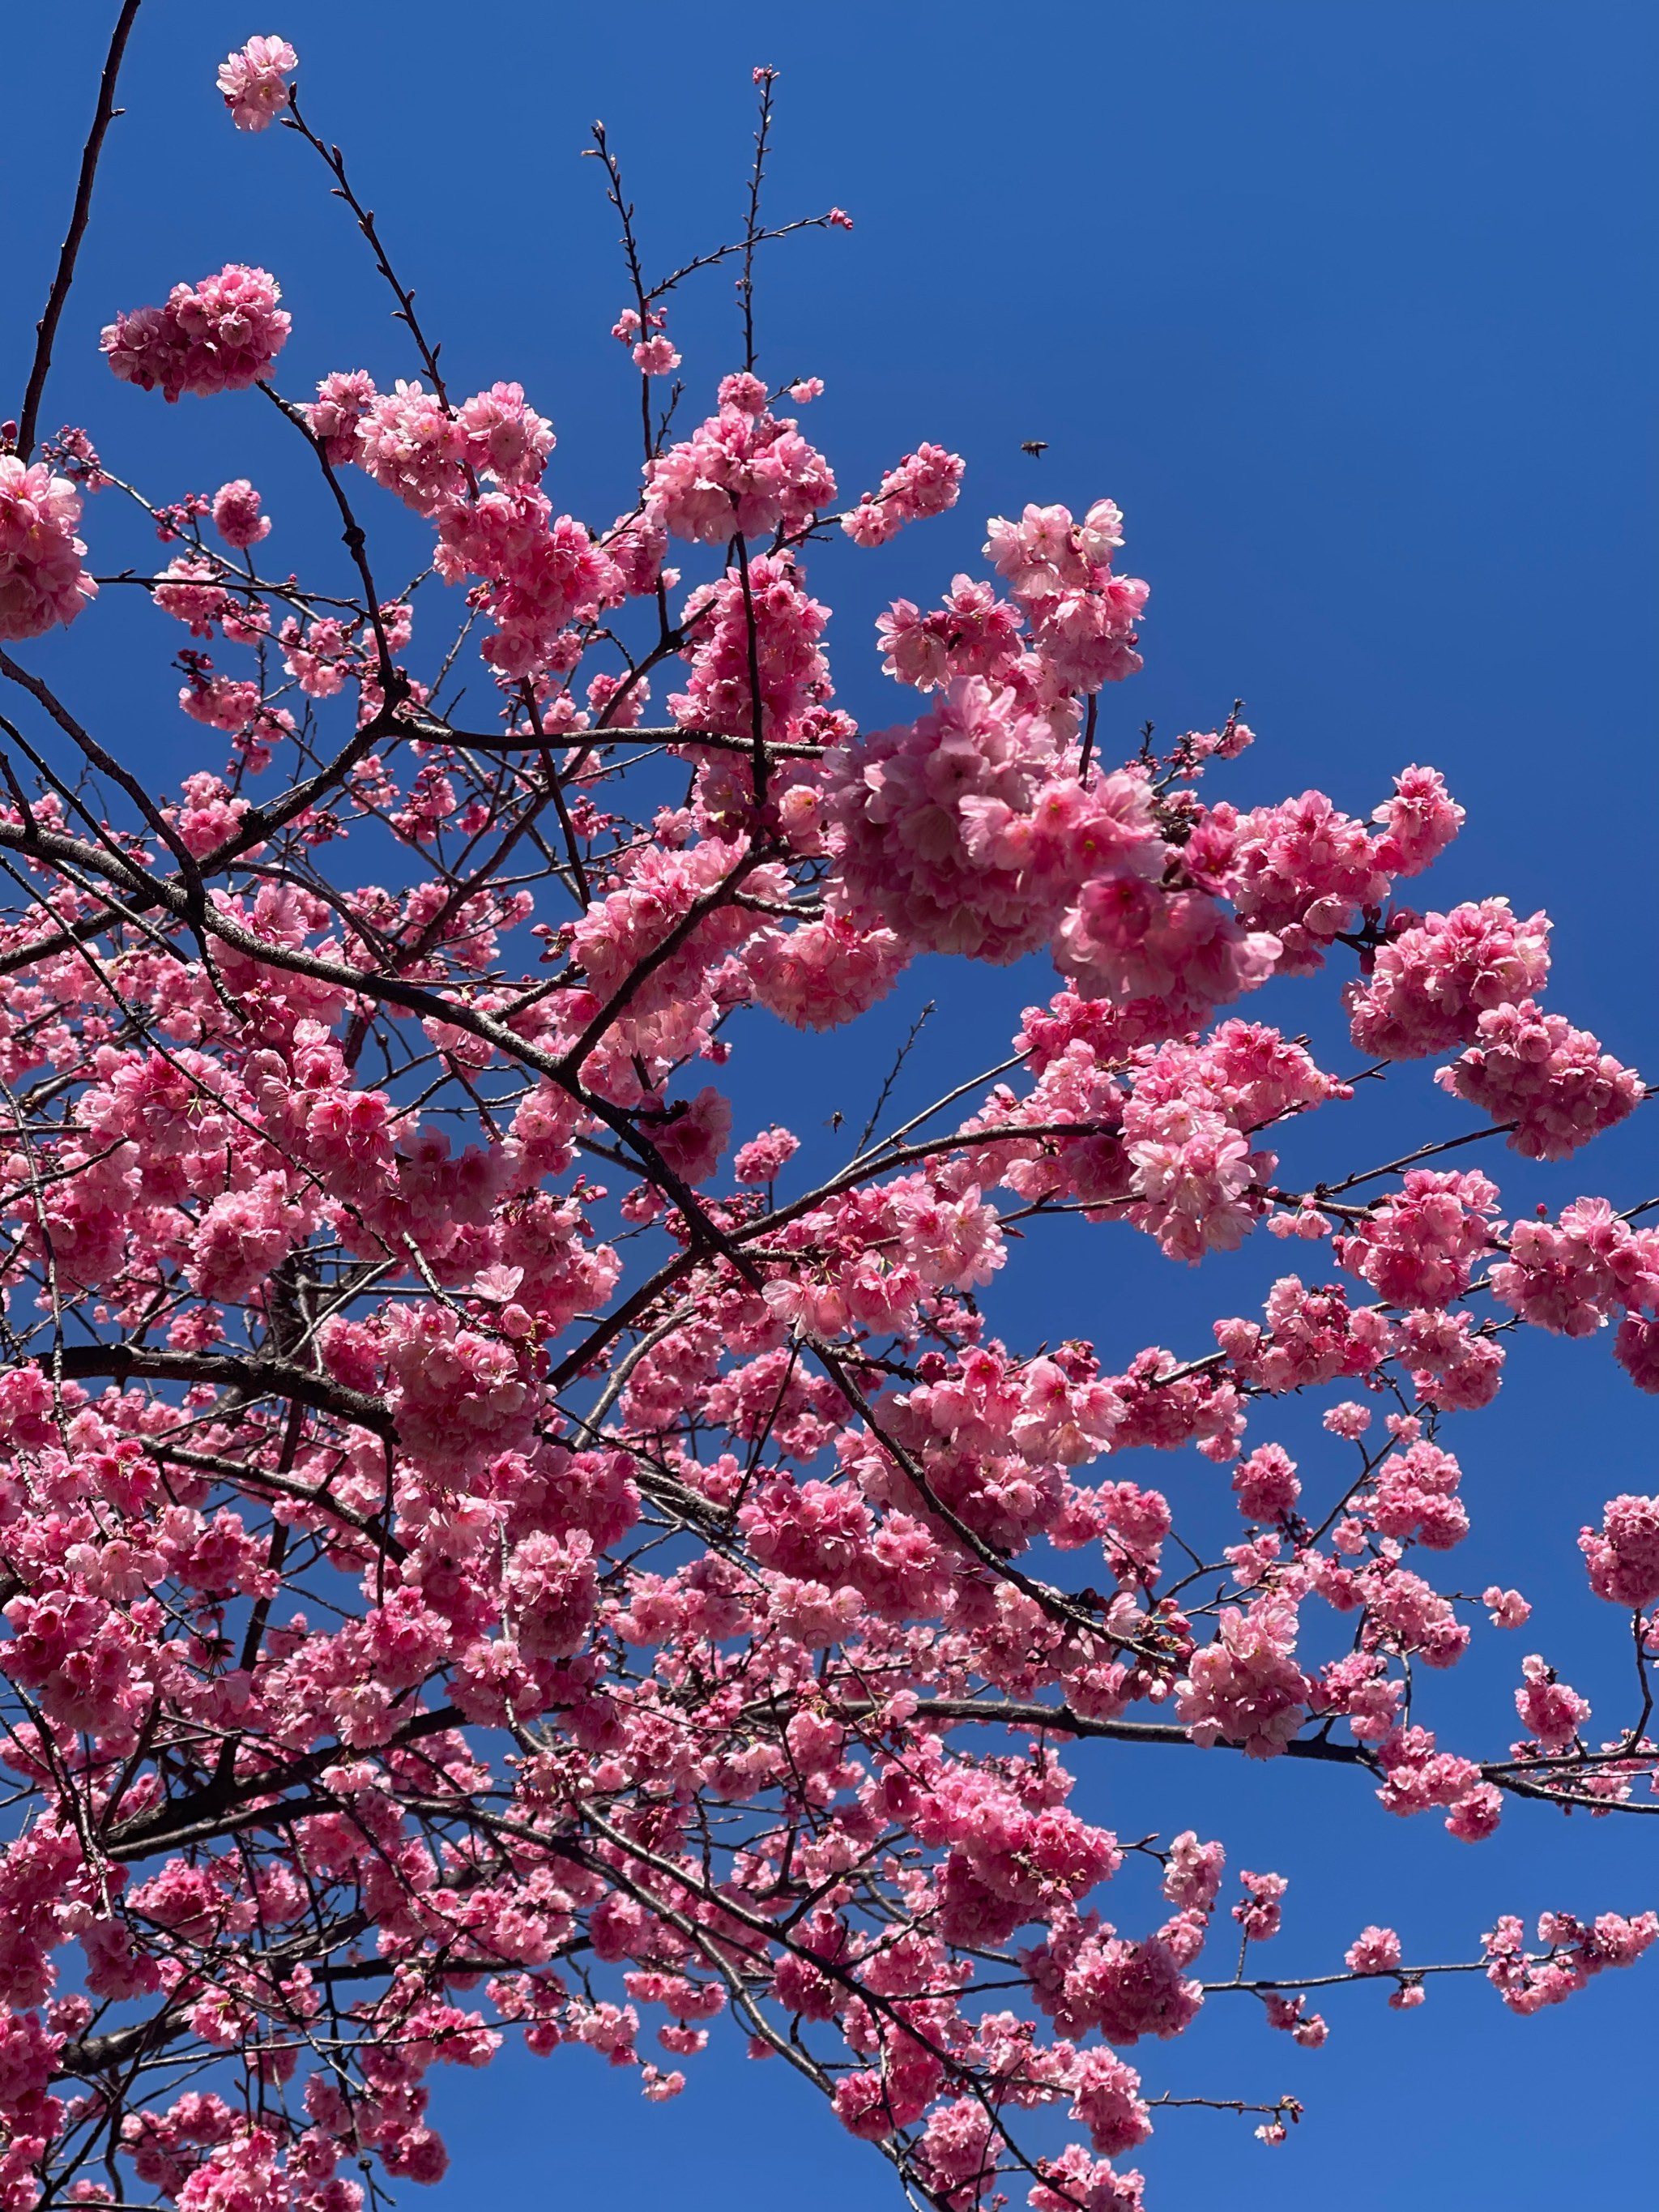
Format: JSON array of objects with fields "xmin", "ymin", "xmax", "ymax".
[
  {"xmin": 435, "ymin": 491, "xmax": 624, "ymax": 678},
  {"xmin": 1232, "ymin": 1444, "xmax": 1301, "ymax": 1523},
  {"xmin": 877, "ymin": 574, "xmax": 1025, "ymax": 691},
  {"xmin": 1230, "ymin": 788, "xmax": 1391, "ymax": 973},
  {"xmin": 842, "ymin": 443, "xmax": 966, "ymax": 545},
  {"xmin": 1482, "ymin": 1586, "xmax": 1533, "ymax": 1629},
  {"xmin": 102, "ymin": 265, "xmax": 291, "ymax": 401},
  {"xmin": 670, "ymin": 553, "xmax": 829, "ymax": 745},
  {"xmin": 1334, "ymin": 1168, "xmax": 1499, "ymax": 1309},
  {"xmin": 747, "ymin": 916, "xmax": 908, "ymax": 1030},
  {"xmin": 1580, "ymin": 1494, "xmax": 1659, "ymax": 1609},
  {"xmin": 1439, "ymin": 997, "xmax": 1642, "ymax": 1159},
  {"xmin": 732, "ymin": 1125, "xmax": 800, "ymax": 1183},
  {"xmin": 457, "ymin": 381, "xmax": 556, "ymax": 485},
  {"xmin": 1233, "ymin": 1870, "xmax": 1288, "ymax": 1942},
  {"xmin": 1346, "ymin": 1924, "xmax": 1403, "ymax": 1973},
  {"xmin": 305, "ymin": 368, "xmax": 378, "ymax": 462},
  {"xmin": 210, "ymin": 478, "xmax": 270, "ymax": 549},
  {"xmin": 1346, "ymin": 899, "xmax": 1551, "ymax": 1060},
  {"xmin": 217, "ymin": 36, "xmax": 298, "ymax": 130},
  {"xmin": 1514, "ymin": 1655, "xmax": 1590, "ymax": 1749},
  {"xmin": 646, "ymin": 387, "xmax": 835, "ymax": 541},
  {"xmin": 1490, "ymin": 1197, "xmax": 1630, "ymax": 1337},
  {"xmin": 1175, "ymin": 1601, "xmax": 1311, "ymax": 1758},
  {"xmin": 355, "ymin": 380, "xmax": 469, "ymax": 513},
  {"xmin": 828, "ymin": 677, "xmax": 1163, "ymax": 963},
  {"xmin": 1370, "ymin": 764, "xmax": 1464, "ymax": 877},
  {"xmin": 0, "ymin": 458, "xmax": 96, "ymax": 638}
]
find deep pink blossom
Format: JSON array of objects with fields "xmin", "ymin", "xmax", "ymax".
[
  {"xmin": 1230, "ymin": 789, "xmax": 1390, "ymax": 973},
  {"xmin": 1370, "ymin": 765, "xmax": 1464, "ymax": 877},
  {"xmin": 1175, "ymin": 1601, "xmax": 1311, "ymax": 1757},
  {"xmin": 670, "ymin": 553, "xmax": 828, "ymax": 745},
  {"xmin": 877, "ymin": 574, "xmax": 1024, "ymax": 692},
  {"xmin": 1483, "ymin": 1586, "xmax": 1533, "ymax": 1629},
  {"xmin": 1514, "ymin": 1655, "xmax": 1590, "ymax": 1750},
  {"xmin": 828, "ymin": 678, "xmax": 1164, "ymax": 963},
  {"xmin": 217, "ymin": 36, "xmax": 297, "ymax": 130},
  {"xmin": 1233, "ymin": 1870, "xmax": 1287, "ymax": 1942},
  {"xmin": 1346, "ymin": 1925, "xmax": 1403, "ymax": 1975},
  {"xmin": 1232, "ymin": 1445, "xmax": 1300, "ymax": 1523},
  {"xmin": 211, "ymin": 479, "xmax": 270, "ymax": 549},
  {"xmin": 983, "ymin": 500, "xmax": 1149, "ymax": 691},
  {"xmin": 457, "ymin": 382, "xmax": 555, "ymax": 485},
  {"xmin": 0, "ymin": 459, "xmax": 96, "ymax": 638},
  {"xmin": 747, "ymin": 916, "xmax": 907, "ymax": 1030},
  {"xmin": 1346, "ymin": 900, "xmax": 1551, "ymax": 1060},
  {"xmin": 1440, "ymin": 998, "xmax": 1641, "ymax": 1159},
  {"xmin": 305, "ymin": 369, "xmax": 378, "ymax": 463},
  {"xmin": 842, "ymin": 444, "xmax": 966, "ymax": 546},
  {"xmin": 1334, "ymin": 1169, "xmax": 1499, "ymax": 1310},
  {"xmin": 646, "ymin": 390, "xmax": 835, "ymax": 541},
  {"xmin": 356, "ymin": 381, "xmax": 468, "ymax": 513},
  {"xmin": 1491, "ymin": 1198, "xmax": 1629, "ymax": 1338},
  {"xmin": 435, "ymin": 493, "xmax": 624, "ymax": 677},
  {"xmin": 102, "ymin": 266, "xmax": 291, "ymax": 402},
  {"xmin": 1580, "ymin": 1494, "xmax": 1659, "ymax": 1609}
]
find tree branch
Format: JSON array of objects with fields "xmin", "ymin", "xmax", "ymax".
[{"xmin": 17, "ymin": 0, "xmax": 144, "ymax": 459}]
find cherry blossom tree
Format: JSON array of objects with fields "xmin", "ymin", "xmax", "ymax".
[{"xmin": 0, "ymin": 16, "xmax": 1653, "ymax": 2212}]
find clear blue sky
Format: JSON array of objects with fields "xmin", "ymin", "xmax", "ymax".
[{"xmin": 4, "ymin": 2, "xmax": 1657, "ymax": 2204}]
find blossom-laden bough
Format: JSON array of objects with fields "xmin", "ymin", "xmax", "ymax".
[{"xmin": 0, "ymin": 17, "xmax": 1653, "ymax": 2212}]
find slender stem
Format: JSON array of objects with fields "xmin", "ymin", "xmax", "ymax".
[
  {"xmin": 729, "ymin": 530, "xmax": 770, "ymax": 801},
  {"xmin": 17, "ymin": 0, "xmax": 144, "ymax": 459},
  {"xmin": 740, "ymin": 70, "xmax": 777, "ymax": 374},
  {"xmin": 853, "ymin": 1001, "xmax": 936, "ymax": 1157},
  {"xmin": 283, "ymin": 94, "xmax": 450, "ymax": 402},
  {"xmin": 1077, "ymin": 691, "xmax": 1098, "ymax": 781}
]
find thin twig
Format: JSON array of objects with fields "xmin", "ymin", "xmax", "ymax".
[{"xmin": 17, "ymin": 0, "xmax": 144, "ymax": 459}]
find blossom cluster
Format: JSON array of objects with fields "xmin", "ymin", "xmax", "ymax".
[
  {"xmin": 101, "ymin": 265, "xmax": 292, "ymax": 402},
  {"xmin": 0, "ymin": 460, "xmax": 96, "ymax": 639}
]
